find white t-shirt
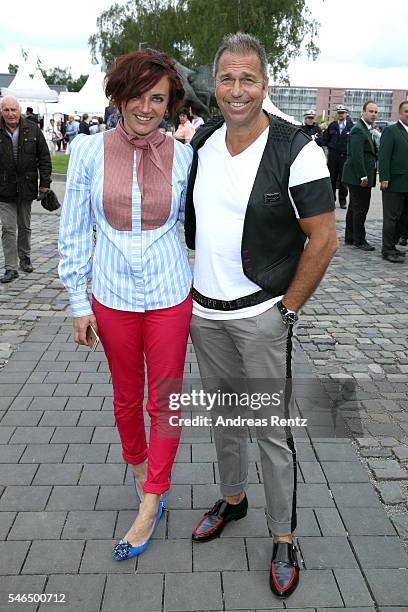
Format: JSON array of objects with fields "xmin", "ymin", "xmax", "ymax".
[{"xmin": 192, "ymin": 123, "xmax": 331, "ymax": 320}]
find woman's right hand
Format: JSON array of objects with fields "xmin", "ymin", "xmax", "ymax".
[{"xmin": 73, "ymin": 314, "xmax": 98, "ymax": 346}]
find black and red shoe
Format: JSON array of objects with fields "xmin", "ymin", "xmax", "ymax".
[
  {"xmin": 192, "ymin": 495, "xmax": 248, "ymax": 542},
  {"xmin": 270, "ymin": 541, "xmax": 300, "ymax": 598}
]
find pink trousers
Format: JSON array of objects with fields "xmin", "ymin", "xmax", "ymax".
[{"xmin": 92, "ymin": 294, "xmax": 192, "ymax": 494}]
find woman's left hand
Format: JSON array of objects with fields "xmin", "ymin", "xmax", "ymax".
[{"xmin": 73, "ymin": 314, "xmax": 98, "ymax": 346}]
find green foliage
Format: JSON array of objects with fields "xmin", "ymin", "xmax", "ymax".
[
  {"xmin": 89, "ymin": 0, "xmax": 319, "ymax": 79},
  {"xmin": 40, "ymin": 67, "xmax": 88, "ymax": 92},
  {"xmin": 8, "ymin": 63, "xmax": 19, "ymax": 74}
]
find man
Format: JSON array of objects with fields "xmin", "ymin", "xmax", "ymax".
[
  {"xmin": 301, "ymin": 109, "xmax": 322, "ymax": 145},
  {"xmin": 25, "ymin": 107, "xmax": 39, "ymax": 125},
  {"xmin": 0, "ymin": 96, "xmax": 51, "ymax": 283},
  {"xmin": 185, "ymin": 33, "xmax": 337, "ymax": 598},
  {"xmin": 322, "ymin": 104, "xmax": 354, "ymax": 208},
  {"xmin": 342, "ymin": 100, "xmax": 378, "ymax": 251},
  {"xmin": 379, "ymin": 100, "xmax": 408, "ymax": 263}
]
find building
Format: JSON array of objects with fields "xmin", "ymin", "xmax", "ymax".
[{"xmin": 268, "ymin": 85, "xmax": 407, "ymax": 123}]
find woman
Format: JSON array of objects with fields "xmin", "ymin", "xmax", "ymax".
[
  {"xmin": 58, "ymin": 49, "xmax": 192, "ymax": 560},
  {"xmin": 65, "ymin": 115, "xmax": 79, "ymax": 150},
  {"xmin": 174, "ymin": 107, "xmax": 195, "ymax": 144}
]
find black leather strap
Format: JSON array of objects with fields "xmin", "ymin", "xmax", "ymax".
[{"xmin": 192, "ymin": 287, "xmax": 272, "ymax": 311}]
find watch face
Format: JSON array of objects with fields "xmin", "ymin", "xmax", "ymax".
[{"xmin": 286, "ymin": 312, "xmax": 298, "ymax": 325}]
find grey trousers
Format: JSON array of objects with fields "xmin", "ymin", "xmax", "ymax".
[
  {"xmin": 0, "ymin": 200, "xmax": 32, "ymax": 271},
  {"xmin": 190, "ymin": 304, "xmax": 298, "ymax": 536}
]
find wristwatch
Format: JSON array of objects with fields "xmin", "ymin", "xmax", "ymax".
[{"xmin": 276, "ymin": 300, "xmax": 299, "ymax": 325}]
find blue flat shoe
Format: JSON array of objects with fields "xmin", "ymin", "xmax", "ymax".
[
  {"xmin": 132, "ymin": 473, "xmax": 166, "ymax": 508},
  {"xmin": 113, "ymin": 498, "xmax": 165, "ymax": 561}
]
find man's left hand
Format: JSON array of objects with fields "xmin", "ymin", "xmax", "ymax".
[{"xmin": 37, "ymin": 187, "xmax": 51, "ymax": 201}]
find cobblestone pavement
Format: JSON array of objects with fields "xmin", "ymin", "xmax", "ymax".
[{"xmin": 0, "ymin": 182, "xmax": 407, "ymax": 611}]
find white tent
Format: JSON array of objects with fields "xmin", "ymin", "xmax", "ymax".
[
  {"xmin": 56, "ymin": 64, "xmax": 108, "ymax": 116},
  {"xmin": 1, "ymin": 65, "xmax": 58, "ymax": 103},
  {"xmin": 262, "ymin": 96, "xmax": 300, "ymax": 125}
]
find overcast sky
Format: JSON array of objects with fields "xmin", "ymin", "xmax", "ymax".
[{"xmin": 1, "ymin": 0, "xmax": 407, "ymax": 90}]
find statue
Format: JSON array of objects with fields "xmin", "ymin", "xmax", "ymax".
[{"xmin": 174, "ymin": 61, "xmax": 215, "ymax": 114}]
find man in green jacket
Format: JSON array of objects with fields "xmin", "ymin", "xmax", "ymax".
[
  {"xmin": 342, "ymin": 100, "xmax": 378, "ymax": 251},
  {"xmin": 379, "ymin": 100, "xmax": 408, "ymax": 263}
]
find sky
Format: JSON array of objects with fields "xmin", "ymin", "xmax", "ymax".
[{"xmin": 1, "ymin": 0, "xmax": 407, "ymax": 90}]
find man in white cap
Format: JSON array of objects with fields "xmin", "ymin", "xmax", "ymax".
[
  {"xmin": 301, "ymin": 109, "xmax": 322, "ymax": 145},
  {"xmin": 322, "ymin": 104, "xmax": 354, "ymax": 208}
]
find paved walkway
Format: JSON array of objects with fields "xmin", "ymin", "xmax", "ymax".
[{"xmin": 0, "ymin": 182, "xmax": 407, "ymax": 611}]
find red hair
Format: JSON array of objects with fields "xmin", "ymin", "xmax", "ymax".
[{"xmin": 105, "ymin": 49, "xmax": 184, "ymax": 116}]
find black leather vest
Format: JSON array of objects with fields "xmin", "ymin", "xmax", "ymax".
[{"xmin": 185, "ymin": 113, "xmax": 308, "ymax": 298}]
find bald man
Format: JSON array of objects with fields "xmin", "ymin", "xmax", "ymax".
[{"xmin": 0, "ymin": 96, "xmax": 51, "ymax": 282}]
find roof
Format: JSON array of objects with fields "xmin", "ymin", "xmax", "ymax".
[{"xmin": 0, "ymin": 73, "xmax": 68, "ymax": 94}]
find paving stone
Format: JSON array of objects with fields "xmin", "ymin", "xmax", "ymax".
[
  {"xmin": 95, "ymin": 485, "xmax": 136, "ymax": 511},
  {"xmin": 368, "ymin": 459, "xmax": 408, "ymax": 480},
  {"xmin": 0, "ymin": 444, "xmax": 25, "ymax": 463},
  {"xmin": 22, "ymin": 540, "xmax": 84, "ymax": 574},
  {"xmin": 29, "ymin": 397, "xmax": 67, "ymax": 410},
  {"xmin": 61, "ymin": 510, "xmax": 116, "ymax": 539},
  {"xmin": 54, "ymin": 383, "xmax": 91, "ymax": 396},
  {"xmin": 46, "ymin": 486, "xmax": 98, "ymax": 511},
  {"xmin": 333, "ymin": 568, "xmax": 376, "ymax": 607},
  {"xmin": 39, "ymin": 411, "xmax": 80, "ymax": 426},
  {"xmin": 8, "ymin": 511, "xmax": 66, "ymax": 540},
  {"xmin": 39, "ymin": 574, "xmax": 105, "ymax": 612},
  {"xmin": 365, "ymin": 569, "xmax": 408, "ymax": 605},
  {"xmin": 138, "ymin": 539, "xmax": 192, "ymax": 572},
  {"xmin": 297, "ymin": 483, "xmax": 334, "ymax": 507},
  {"xmin": 314, "ymin": 442, "xmax": 358, "ymax": 461},
  {"xmin": 393, "ymin": 445, "xmax": 408, "ymax": 461},
  {"xmin": 377, "ymin": 481, "xmax": 406, "ymax": 504},
  {"xmin": 8, "ymin": 396, "xmax": 33, "ymax": 410},
  {"xmin": 44, "ymin": 371, "xmax": 79, "ymax": 383},
  {"xmin": 18, "ymin": 383, "xmax": 56, "ymax": 397},
  {"xmin": 341, "ymin": 507, "xmax": 397, "ymax": 535},
  {"xmin": 314, "ymin": 507, "xmax": 347, "ymax": 536},
  {"xmin": 20, "ymin": 444, "xmax": 67, "ymax": 463},
  {"xmin": 33, "ymin": 463, "xmax": 82, "ymax": 485},
  {"xmin": 80, "ymin": 539, "xmax": 137, "ymax": 573},
  {"xmin": 391, "ymin": 513, "xmax": 408, "ymax": 538},
  {"xmin": 351, "ymin": 536, "xmax": 408, "ymax": 568},
  {"xmin": 91, "ymin": 426, "xmax": 120, "ymax": 443},
  {"xmin": 1, "ymin": 411, "xmax": 43, "ymax": 426},
  {"xmin": 0, "ymin": 464, "xmax": 38, "ymax": 485},
  {"xmin": 0, "ymin": 426, "xmax": 15, "ymax": 443},
  {"xmin": 159, "ymin": 484, "xmax": 191, "ymax": 509},
  {"xmin": 172, "ymin": 462, "xmax": 214, "ymax": 484},
  {"xmin": 299, "ymin": 536, "xmax": 358, "ymax": 569},
  {"xmin": 9, "ymin": 426, "xmax": 54, "ymax": 444},
  {"xmin": 165, "ymin": 572, "xmax": 222, "ymax": 612},
  {"xmin": 0, "ymin": 541, "xmax": 31, "ymax": 574},
  {"xmin": 299, "ymin": 461, "xmax": 326, "ymax": 483},
  {"xmin": 194, "ymin": 537, "xmax": 247, "ymax": 571},
  {"xmin": 0, "ymin": 575, "xmax": 46, "ymax": 612},
  {"xmin": 77, "ymin": 411, "xmax": 114, "ymax": 426},
  {"xmin": 103, "ymin": 574, "xmax": 163, "ymax": 612},
  {"xmin": 0, "ymin": 486, "xmax": 51, "ymax": 511},
  {"xmin": 65, "ymin": 397, "xmax": 103, "ymax": 410},
  {"xmin": 88, "ymin": 384, "xmax": 112, "ymax": 396},
  {"xmin": 64, "ymin": 443, "xmax": 109, "ymax": 463},
  {"xmin": 0, "ymin": 511, "xmax": 16, "ymax": 539},
  {"xmin": 321, "ymin": 459, "xmax": 370, "ymax": 482},
  {"xmin": 295, "ymin": 507, "xmax": 321, "ymax": 536},
  {"xmin": 79, "ymin": 463, "xmax": 125, "ymax": 485},
  {"xmin": 51, "ymin": 426, "xmax": 94, "ymax": 443},
  {"xmin": 330, "ymin": 483, "xmax": 383, "ymax": 508}
]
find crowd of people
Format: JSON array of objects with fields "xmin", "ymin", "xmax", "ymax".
[
  {"xmin": 301, "ymin": 101, "xmax": 408, "ymax": 262},
  {"xmin": 0, "ymin": 32, "xmax": 407, "ymax": 604}
]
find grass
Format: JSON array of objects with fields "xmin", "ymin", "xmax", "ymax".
[{"xmin": 52, "ymin": 155, "xmax": 69, "ymax": 175}]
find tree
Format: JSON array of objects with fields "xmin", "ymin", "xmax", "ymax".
[
  {"xmin": 89, "ymin": 0, "xmax": 319, "ymax": 80},
  {"xmin": 89, "ymin": 0, "xmax": 190, "ymax": 69},
  {"xmin": 7, "ymin": 61, "xmax": 88, "ymax": 92}
]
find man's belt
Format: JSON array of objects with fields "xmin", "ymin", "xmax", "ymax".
[{"xmin": 192, "ymin": 287, "xmax": 273, "ymax": 311}]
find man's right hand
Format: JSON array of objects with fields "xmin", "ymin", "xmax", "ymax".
[
  {"xmin": 381, "ymin": 180, "xmax": 389, "ymax": 190},
  {"xmin": 73, "ymin": 314, "xmax": 98, "ymax": 347}
]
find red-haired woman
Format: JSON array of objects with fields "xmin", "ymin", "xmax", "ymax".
[{"xmin": 59, "ymin": 49, "xmax": 193, "ymax": 560}]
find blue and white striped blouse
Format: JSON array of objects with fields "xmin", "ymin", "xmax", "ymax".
[{"xmin": 58, "ymin": 132, "xmax": 193, "ymax": 318}]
